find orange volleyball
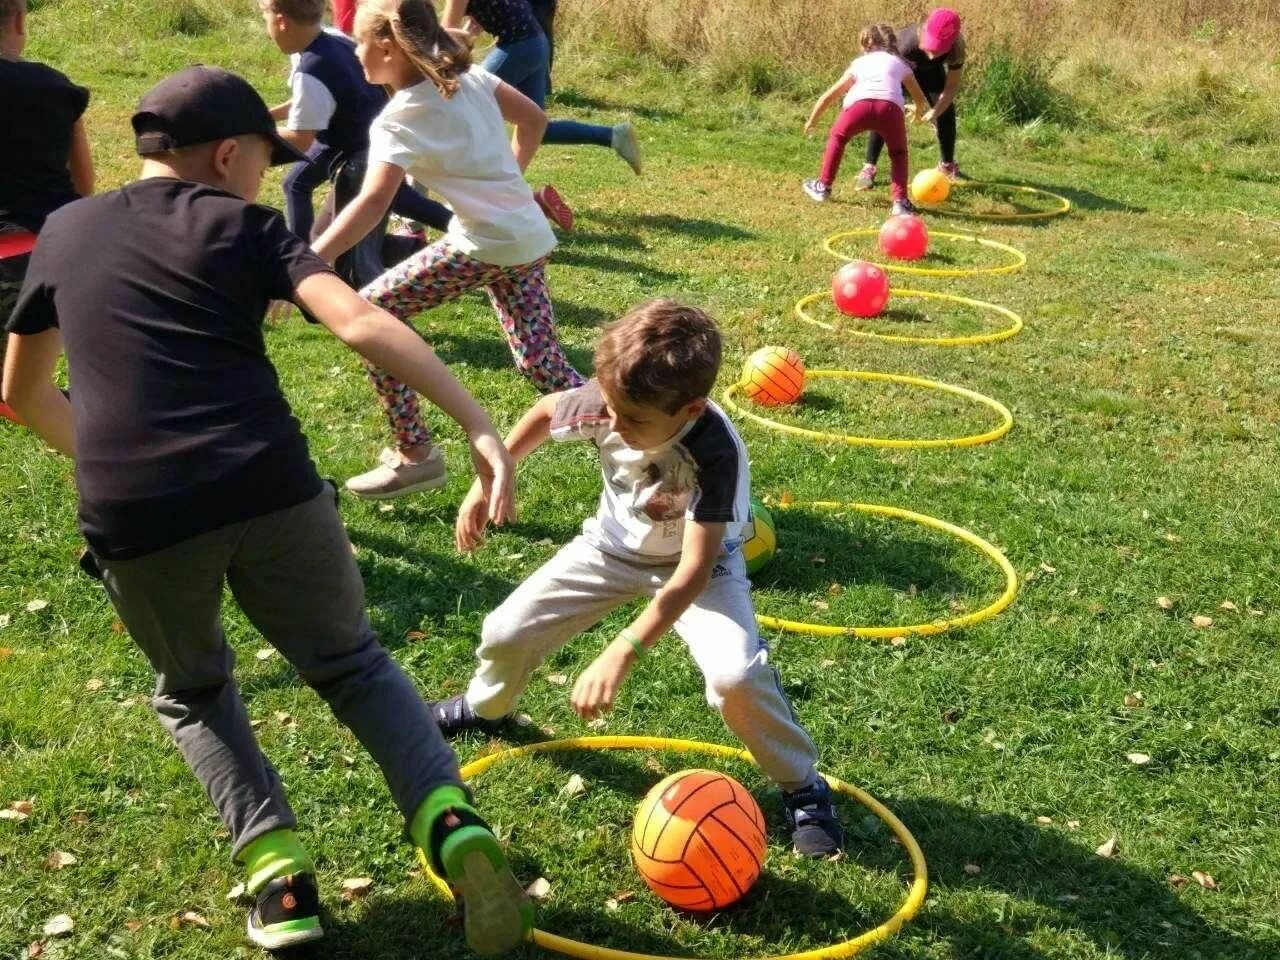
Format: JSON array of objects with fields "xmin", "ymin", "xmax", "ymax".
[{"xmin": 740, "ymin": 346, "xmax": 805, "ymax": 407}]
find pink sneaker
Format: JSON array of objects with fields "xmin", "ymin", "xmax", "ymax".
[{"xmin": 534, "ymin": 184, "xmax": 574, "ymax": 231}]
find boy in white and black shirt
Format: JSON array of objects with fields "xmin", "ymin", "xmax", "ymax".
[{"xmin": 443, "ymin": 299, "xmax": 845, "ymax": 858}]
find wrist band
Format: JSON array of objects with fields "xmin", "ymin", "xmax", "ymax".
[{"xmin": 619, "ymin": 628, "xmax": 645, "ymax": 658}]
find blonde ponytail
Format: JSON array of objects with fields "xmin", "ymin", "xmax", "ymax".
[{"xmin": 357, "ymin": 0, "xmax": 472, "ymax": 99}]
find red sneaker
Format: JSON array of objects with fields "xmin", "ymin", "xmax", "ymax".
[
  {"xmin": 0, "ymin": 402, "xmax": 21, "ymax": 425},
  {"xmin": 534, "ymin": 184, "xmax": 574, "ymax": 232}
]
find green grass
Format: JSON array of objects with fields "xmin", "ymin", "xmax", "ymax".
[{"xmin": 4, "ymin": 2, "xmax": 1280, "ymax": 958}]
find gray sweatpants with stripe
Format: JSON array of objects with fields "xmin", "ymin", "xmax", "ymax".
[
  {"xmin": 466, "ymin": 536, "xmax": 821, "ymax": 791},
  {"xmin": 96, "ymin": 490, "xmax": 465, "ymax": 858}
]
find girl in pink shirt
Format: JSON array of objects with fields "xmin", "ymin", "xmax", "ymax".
[{"xmin": 803, "ymin": 24, "xmax": 928, "ymax": 215}]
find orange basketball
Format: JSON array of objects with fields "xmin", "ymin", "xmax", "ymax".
[
  {"xmin": 741, "ymin": 346, "xmax": 805, "ymax": 407},
  {"xmin": 631, "ymin": 769, "xmax": 767, "ymax": 911}
]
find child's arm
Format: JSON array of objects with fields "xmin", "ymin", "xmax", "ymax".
[
  {"xmin": 440, "ymin": 0, "xmax": 468, "ymax": 29},
  {"xmin": 310, "ymin": 161, "xmax": 404, "ymax": 264},
  {"xmin": 68, "ymin": 119, "xmax": 94, "ymax": 197},
  {"xmin": 903, "ymin": 74, "xmax": 929, "ymax": 123},
  {"xmin": 277, "ymin": 128, "xmax": 317, "ymax": 152},
  {"xmin": 570, "ymin": 519, "xmax": 725, "ymax": 719},
  {"xmin": 492, "ymin": 81, "xmax": 548, "ymax": 171},
  {"xmin": 293, "ymin": 272, "xmax": 516, "ymax": 524},
  {"xmin": 924, "ymin": 66, "xmax": 963, "ymax": 123},
  {"xmin": 455, "ymin": 392, "xmax": 559, "ymax": 552},
  {"xmin": 804, "ymin": 74, "xmax": 855, "ymax": 135},
  {"xmin": 1, "ymin": 330, "xmax": 75, "ymax": 456},
  {"xmin": 269, "ymin": 99, "xmax": 292, "ymax": 121}
]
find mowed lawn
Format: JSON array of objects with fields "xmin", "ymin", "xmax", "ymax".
[{"xmin": 3, "ymin": 4, "xmax": 1280, "ymax": 959}]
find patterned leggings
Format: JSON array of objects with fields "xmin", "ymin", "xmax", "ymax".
[{"xmin": 361, "ymin": 239, "xmax": 584, "ymax": 449}]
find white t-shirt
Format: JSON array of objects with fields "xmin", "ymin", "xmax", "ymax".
[
  {"xmin": 842, "ymin": 50, "xmax": 913, "ymax": 109},
  {"xmin": 368, "ymin": 68, "xmax": 555, "ymax": 267},
  {"xmin": 287, "ymin": 70, "xmax": 337, "ymax": 133},
  {"xmin": 550, "ymin": 381, "xmax": 751, "ymax": 559}
]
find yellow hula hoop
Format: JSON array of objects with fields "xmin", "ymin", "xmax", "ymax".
[
  {"xmin": 794, "ymin": 289, "xmax": 1023, "ymax": 347},
  {"xmin": 822, "ymin": 228, "xmax": 1026, "ymax": 278},
  {"xmin": 416, "ymin": 736, "xmax": 928, "ymax": 960},
  {"xmin": 755, "ymin": 500, "xmax": 1018, "ymax": 639},
  {"xmin": 939, "ymin": 180, "xmax": 1073, "ymax": 221},
  {"xmin": 721, "ymin": 370, "xmax": 1013, "ymax": 450}
]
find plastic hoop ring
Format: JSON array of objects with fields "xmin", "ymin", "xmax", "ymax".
[
  {"xmin": 794, "ymin": 289, "xmax": 1023, "ymax": 347},
  {"xmin": 754, "ymin": 500, "xmax": 1018, "ymax": 638},
  {"xmin": 822, "ymin": 228, "xmax": 1026, "ymax": 277},
  {"xmin": 722, "ymin": 370, "xmax": 1013, "ymax": 450},
  {"xmin": 417, "ymin": 736, "xmax": 928, "ymax": 960},
  {"xmin": 937, "ymin": 181, "xmax": 1072, "ymax": 221}
]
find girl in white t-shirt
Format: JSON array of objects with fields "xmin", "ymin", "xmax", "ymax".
[
  {"xmin": 313, "ymin": 0, "xmax": 583, "ymax": 500},
  {"xmin": 802, "ymin": 24, "xmax": 928, "ymax": 215}
]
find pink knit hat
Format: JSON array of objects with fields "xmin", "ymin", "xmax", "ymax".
[{"xmin": 921, "ymin": 8, "xmax": 962, "ymax": 54}]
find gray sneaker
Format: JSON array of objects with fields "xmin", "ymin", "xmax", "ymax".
[
  {"xmin": 345, "ymin": 446, "xmax": 447, "ymax": 500},
  {"xmin": 802, "ymin": 178, "xmax": 831, "ymax": 202},
  {"xmin": 853, "ymin": 163, "xmax": 877, "ymax": 191},
  {"xmin": 612, "ymin": 121, "xmax": 642, "ymax": 175},
  {"xmin": 890, "ymin": 198, "xmax": 918, "ymax": 217}
]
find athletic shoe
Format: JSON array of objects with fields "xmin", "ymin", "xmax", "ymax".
[
  {"xmin": 782, "ymin": 778, "xmax": 844, "ymax": 858},
  {"xmin": 802, "ymin": 179, "xmax": 831, "ymax": 203},
  {"xmin": 853, "ymin": 164, "xmax": 877, "ymax": 191},
  {"xmin": 890, "ymin": 198, "xmax": 918, "ymax": 217},
  {"xmin": 612, "ymin": 121, "xmax": 642, "ymax": 175},
  {"xmin": 246, "ymin": 873, "xmax": 323, "ymax": 950},
  {"xmin": 534, "ymin": 184, "xmax": 575, "ymax": 231},
  {"xmin": 0, "ymin": 401, "xmax": 20, "ymax": 424},
  {"xmin": 345, "ymin": 446, "xmax": 447, "ymax": 501},
  {"xmin": 430, "ymin": 694, "xmax": 510, "ymax": 736},
  {"xmin": 427, "ymin": 807, "xmax": 534, "ymax": 955},
  {"xmin": 938, "ymin": 161, "xmax": 971, "ymax": 182}
]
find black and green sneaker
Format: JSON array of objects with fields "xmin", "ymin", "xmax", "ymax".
[
  {"xmin": 427, "ymin": 807, "xmax": 533, "ymax": 955},
  {"xmin": 246, "ymin": 873, "xmax": 323, "ymax": 951}
]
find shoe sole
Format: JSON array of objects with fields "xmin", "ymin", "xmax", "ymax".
[
  {"xmin": 444, "ymin": 832, "xmax": 533, "ymax": 955},
  {"xmin": 615, "ymin": 126, "xmax": 642, "ymax": 176},
  {"xmin": 536, "ymin": 187, "xmax": 574, "ymax": 231},
  {"xmin": 853, "ymin": 182, "xmax": 875, "ymax": 192},
  {"xmin": 344, "ymin": 473, "xmax": 448, "ymax": 501},
  {"xmin": 246, "ymin": 915, "xmax": 324, "ymax": 951}
]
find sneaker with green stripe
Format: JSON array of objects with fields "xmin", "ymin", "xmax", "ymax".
[{"xmin": 246, "ymin": 873, "xmax": 323, "ymax": 950}]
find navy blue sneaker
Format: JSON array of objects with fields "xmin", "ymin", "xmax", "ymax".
[
  {"xmin": 783, "ymin": 778, "xmax": 844, "ymax": 858},
  {"xmin": 429, "ymin": 695, "xmax": 510, "ymax": 737}
]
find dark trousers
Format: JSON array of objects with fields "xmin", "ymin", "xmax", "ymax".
[{"xmin": 867, "ymin": 83, "xmax": 956, "ymax": 166}]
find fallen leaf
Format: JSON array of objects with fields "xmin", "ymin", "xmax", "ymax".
[
  {"xmin": 605, "ymin": 898, "xmax": 619, "ymax": 911},
  {"xmin": 0, "ymin": 614, "xmax": 10, "ymax": 629},
  {"xmin": 405, "ymin": 630, "xmax": 429, "ymax": 642},
  {"xmin": 1192, "ymin": 870, "xmax": 1218, "ymax": 890},
  {"xmin": 587, "ymin": 717, "xmax": 607, "ymax": 730},
  {"xmin": 26, "ymin": 599, "xmax": 49, "ymax": 613},
  {"xmin": 1126, "ymin": 752, "xmax": 1153, "ymax": 766},
  {"xmin": 1191, "ymin": 615, "xmax": 1213, "ymax": 629},
  {"xmin": 44, "ymin": 850, "xmax": 78, "ymax": 870},
  {"xmin": 249, "ymin": 719, "xmax": 264, "ymax": 730},
  {"xmin": 547, "ymin": 673, "xmax": 568, "ymax": 686},
  {"xmin": 820, "ymin": 658, "xmax": 836, "ymax": 669},
  {"xmin": 1156, "ymin": 596, "xmax": 1175, "ymax": 610},
  {"xmin": 226, "ymin": 883, "xmax": 246, "ymax": 901},
  {"xmin": 1095, "ymin": 836, "xmax": 1119, "ymax": 859},
  {"xmin": 11, "ymin": 800, "xmax": 34, "ymax": 814},
  {"xmin": 378, "ymin": 504, "xmax": 394, "ymax": 513},
  {"xmin": 1, "ymin": 808, "xmax": 29, "ymax": 822},
  {"xmin": 941, "ymin": 706, "xmax": 962, "ymax": 724},
  {"xmin": 118, "ymin": 698, "xmax": 138, "ymax": 709},
  {"xmin": 341, "ymin": 877, "xmax": 374, "ymax": 902},
  {"xmin": 42, "ymin": 915, "xmax": 74, "ymax": 937},
  {"xmin": 274, "ymin": 711, "xmax": 295, "ymax": 728},
  {"xmin": 613, "ymin": 890, "xmax": 636, "ymax": 903},
  {"xmin": 1124, "ymin": 691, "xmax": 1145, "ymax": 708},
  {"xmin": 1219, "ymin": 600, "xmax": 1238, "ymax": 612},
  {"xmin": 810, "ymin": 555, "xmax": 827, "ymax": 566},
  {"xmin": 70, "ymin": 813, "xmax": 89, "ymax": 827},
  {"xmin": 535, "ymin": 538, "xmax": 555, "ymax": 547},
  {"xmin": 84, "ymin": 679, "xmax": 104, "ymax": 692},
  {"xmin": 644, "ymin": 756, "xmax": 663, "ymax": 773},
  {"xmin": 826, "ymin": 583, "xmax": 843, "ymax": 595},
  {"xmin": 563, "ymin": 774, "xmax": 587, "ymax": 797},
  {"xmin": 1035, "ymin": 816, "xmax": 1053, "ymax": 825},
  {"xmin": 513, "ymin": 712, "xmax": 533, "ymax": 727},
  {"xmin": 889, "ymin": 636, "xmax": 907, "ymax": 648},
  {"xmin": 0, "ymin": 647, "xmax": 11, "ymax": 661},
  {"xmin": 254, "ymin": 648, "xmax": 275, "ymax": 661},
  {"xmin": 177, "ymin": 911, "xmax": 210, "ymax": 929},
  {"xmin": 526, "ymin": 877, "xmax": 552, "ymax": 900},
  {"xmin": 906, "ymin": 583, "xmax": 919, "ymax": 597},
  {"xmin": 1168, "ymin": 873, "xmax": 1189, "ymax": 889},
  {"xmin": 963, "ymin": 863, "xmax": 981, "ymax": 876},
  {"xmin": 1066, "ymin": 820, "xmax": 1081, "ymax": 830},
  {"xmin": 779, "ymin": 491, "xmax": 795, "ymax": 506},
  {"xmin": 111, "ymin": 620, "xmax": 125, "ymax": 634},
  {"xmin": 124, "ymin": 920, "xmax": 143, "ymax": 933},
  {"xmin": 1038, "ymin": 562, "xmax": 1057, "ymax": 574},
  {"xmin": 811, "ymin": 600, "xmax": 830, "ymax": 611}
]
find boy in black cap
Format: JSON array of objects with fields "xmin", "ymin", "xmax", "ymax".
[{"xmin": 1, "ymin": 66, "xmax": 533, "ymax": 955}]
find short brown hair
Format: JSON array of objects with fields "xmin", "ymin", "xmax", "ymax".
[
  {"xmin": 594, "ymin": 299, "xmax": 722, "ymax": 414},
  {"xmin": 0, "ymin": 0, "xmax": 27, "ymax": 25},
  {"xmin": 266, "ymin": 0, "xmax": 326, "ymax": 24}
]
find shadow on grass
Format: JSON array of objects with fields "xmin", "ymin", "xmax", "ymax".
[
  {"xmin": 931, "ymin": 180, "xmax": 1146, "ymax": 226},
  {"xmin": 589, "ymin": 210, "xmax": 758, "ymax": 242},
  {"xmin": 424, "ymin": 329, "xmax": 595, "ymax": 380},
  {"xmin": 555, "ymin": 248, "xmax": 683, "ymax": 284},
  {"xmin": 551, "ymin": 89, "xmax": 683, "ymax": 123}
]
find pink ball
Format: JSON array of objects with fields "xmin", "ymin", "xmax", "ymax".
[
  {"xmin": 878, "ymin": 214, "xmax": 930, "ymax": 261},
  {"xmin": 832, "ymin": 260, "xmax": 890, "ymax": 318}
]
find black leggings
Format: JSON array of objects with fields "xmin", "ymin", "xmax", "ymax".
[{"xmin": 866, "ymin": 85, "xmax": 955, "ymax": 166}]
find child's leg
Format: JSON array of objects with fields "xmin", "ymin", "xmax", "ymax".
[
  {"xmin": 466, "ymin": 536, "xmax": 649, "ymax": 718},
  {"xmin": 818, "ymin": 102, "xmax": 875, "ymax": 189},
  {"xmin": 928, "ymin": 89, "xmax": 958, "ymax": 164},
  {"xmin": 484, "ymin": 259, "xmax": 585, "ymax": 395},
  {"xmin": 870, "ymin": 101, "xmax": 910, "ymax": 202},
  {"xmin": 333, "ymin": 152, "xmax": 390, "ymax": 291},
  {"xmin": 670, "ymin": 553, "xmax": 820, "ymax": 792},
  {"xmin": 282, "ymin": 143, "xmax": 331, "ymax": 240}
]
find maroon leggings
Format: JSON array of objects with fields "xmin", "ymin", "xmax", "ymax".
[{"xmin": 819, "ymin": 99, "xmax": 908, "ymax": 200}]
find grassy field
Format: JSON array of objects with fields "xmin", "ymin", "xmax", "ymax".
[{"xmin": 4, "ymin": 1, "xmax": 1280, "ymax": 958}]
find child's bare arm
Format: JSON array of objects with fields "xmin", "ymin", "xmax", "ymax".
[
  {"xmin": 455, "ymin": 393, "xmax": 558, "ymax": 552},
  {"xmin": 904, "ymin": 74, "xmax": 929, "ymax": 122},
  {"xmin": 2, "ymin": 329, "xmax": 74, "ymax": 456},
  {"xmin": 804, "ymin": 74, "xmax": 854, "ymax": 134},
  {"xmin": 269, "ymin": 99, "xmax": 292, "ymax": 121},
  {"xmin": 310, "ymin": 161, "xmax": 403, "ymax": 263},
  {"xmin": 440, "ymin": 0, "xmax": 468, "ymax": 29},
  {"xmin": 570, "ymin": 520, "xmax": 725, "ymax": 718},
  {"xmin": 493, "ymin": 81, "xmax": 548, "ymax": 171},
  {"xmin": 68, "ymin": 120, "xmax": 94, "ymax": 197},
  {"xmin": 276, "ymin": 127, "xmax": 317, "ymax": 152}
]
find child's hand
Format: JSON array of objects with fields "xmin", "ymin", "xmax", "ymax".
[
  {"xmin": 922, "ymin": 108, "xmax": 937, "ymax": 124},
  {"xmin": 455, "ymin": 477, "xmax": 491, "ymax": 552},
  {"xmin": 467, "ymin": 430, "xmax": 516, "ymax": 527},
  {"xmin": 803, "ymin": 119, "xmax": 815, "ymax": 136},
  {"xmin": 570, "ymin": 638, "xmax": 636, "ymax": 719}
]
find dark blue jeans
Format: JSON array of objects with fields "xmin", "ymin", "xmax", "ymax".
[{"xmin": 482, "ymin": 33, "xmax": 612, "ymax": 148}]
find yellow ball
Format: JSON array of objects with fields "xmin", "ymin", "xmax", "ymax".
[
  {"xmin": 741, "ymin": 498, "xmax": 776, "ymax": 576},
  {"xmin": 911, "ymin": 168, "xmax": 951, "ymax": 206}
]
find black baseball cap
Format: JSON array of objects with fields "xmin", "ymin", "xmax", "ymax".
[{"xmin": 132, "ymin": 65, "xmax": 309, "ymax": 167}]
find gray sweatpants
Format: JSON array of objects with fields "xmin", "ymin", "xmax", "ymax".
[
  {"xmin": 96, "ymin": 489, "xmax": 464, "ymax": 859},
  {"xmin": 466, "ymin": 537, "xmax": 821, "ymax": 791}
]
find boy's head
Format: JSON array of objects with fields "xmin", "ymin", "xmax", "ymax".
[
  {"xmin": 259, "ymin": 0, "xmax": 326, "ymax": 54},
  {"xmin": 0, "ymin": 0, "xmax": 27, "ymax": 56},
  {"xmin": 594, "ymin": 299, "xmax": 722, "ymax": 450},
  {"xmin": 132, "ymin": 66, "xmax": 309, "ymax": 200}
]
